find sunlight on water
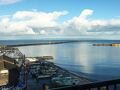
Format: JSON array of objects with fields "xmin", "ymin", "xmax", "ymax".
[{"xmin": 18, "ymin": 42, "xmax": 120, "ymax": 81}]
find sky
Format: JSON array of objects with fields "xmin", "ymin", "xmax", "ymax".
[{"xmin": 0, "ymin": 0, "xmax": 120, "ymax": 40}]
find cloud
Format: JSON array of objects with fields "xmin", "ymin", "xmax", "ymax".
[
  {"xmin": 0, "ymin": 9, "xmax": 120, "ymax": 39},
  {"xmin": 0, "ymin": 0, "xmax": 21, "ymax": 5},
  {"xmin": 79, "ymin": 9, "xmax": 93, "ymax": 19},
  {"xmin": 63, "ymin": 9, "xmax": 93, "ymax": 35},
  {"xmin": 0, "ymin": 10, "xmax": 68, "ymax": 35},
  {"xmin": 62, "ymin": 9, "xmax": 120, "ymax": 36}
]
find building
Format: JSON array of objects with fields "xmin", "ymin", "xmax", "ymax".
[{"xmin": 0, "ymin": 55, "xmax": 20, "ymax": 87}]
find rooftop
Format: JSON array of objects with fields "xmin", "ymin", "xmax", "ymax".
[{"xmin": 0, "ymin": 55, "xmax": 19, "ymax": 71}]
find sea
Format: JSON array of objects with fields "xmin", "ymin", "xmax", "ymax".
[{"xmin": 1, "ymin": 40, "xmax": 120, "ymax": 81}]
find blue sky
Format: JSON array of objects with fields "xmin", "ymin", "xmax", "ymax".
[
  {"xmin": 0, "ymin": 0, "xmax": 120, "ymax": 40},
  {"xmin": 0, "ymin": 0, "xmax": 120, "ymax": 19}
]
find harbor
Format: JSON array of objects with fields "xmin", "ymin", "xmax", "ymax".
[
  {"xmin": 1, "ymin": 41, "xmax": 120, "ymax": 90},
  {"xmin": 0, "ymin": 45, "xmax": 91, "ymax": 90},
  {"xmin": 0, "ymin": 0, "xmax": 120, "ymax": 89}
]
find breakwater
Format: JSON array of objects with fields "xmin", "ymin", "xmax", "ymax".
[{"xmin": 93, "ymin": 43, "xmax": 120, "ymax": 47}]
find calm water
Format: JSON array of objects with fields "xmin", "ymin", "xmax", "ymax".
[
  {"xmin": 15, "ymin": 41, "xmax": 120, "ymax": 81},
  {"xmin": 1, "ymin": 40, "xmax": 120, "ymax": 81}
]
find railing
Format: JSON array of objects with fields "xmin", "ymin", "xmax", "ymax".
[{"xmin": 51, "ymin": 79, "xmax": 120, "ymax": 90}]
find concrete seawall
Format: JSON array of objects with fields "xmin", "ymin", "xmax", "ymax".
[{"xmin": 93, "ymin": 43, "xmax": 120, "ymax": 47}]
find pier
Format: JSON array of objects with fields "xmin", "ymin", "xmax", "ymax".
[{"xmin": 93, "ymin": 43, "xmax": 120, "ymax": 47}]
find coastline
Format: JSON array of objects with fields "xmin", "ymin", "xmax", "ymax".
[{"xmin": 1, "ymin": 39, "xmax": 120, "ymax": 47}]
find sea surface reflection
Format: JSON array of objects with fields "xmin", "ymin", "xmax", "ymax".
[{"xmin": 18, "ymin": 42, "xmax": 120, "ymax": 81}]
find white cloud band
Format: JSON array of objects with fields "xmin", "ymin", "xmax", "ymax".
[{"xmin": 0, "ymin": 9, "xmax": 120, "ymax": 38}]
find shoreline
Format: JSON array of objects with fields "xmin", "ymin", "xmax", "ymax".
[{"xmin": 1, "ymin": 39, "xmax": 120, "ymax": 47}]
